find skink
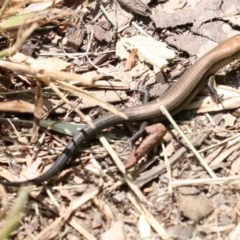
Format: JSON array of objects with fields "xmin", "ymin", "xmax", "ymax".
[{"xmin": 2, "ymin": 35, "xmax": 240, "ymax": 187}]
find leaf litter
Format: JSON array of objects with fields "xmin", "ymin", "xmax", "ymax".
[{"xmin": 0, "ymin": 0, "xmax": 240, "ymax": 239}]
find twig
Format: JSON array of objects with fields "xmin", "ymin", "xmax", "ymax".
[
  {"xmin": 0, "ymin": 0, "xmax": 10, "ymax": 19},
  {"xmin": 39, "ymin": 50, "xmax": 116, "ymax": 57},
  {"xmin": 100, "ymin": 4, "xmax": 116, "ymax": 26},
  {"xmin": 132, "ymin": 21, "xmax": 152, "ymax": 38},
  {"xmin": 0, "ymin": 187, "xmax": 30, "ymax": 240},
  {"xmin": 157, "ymin": 99, "xmax": 216, "ymax": 178},
  {"xmin": 162, "ymin": 142, "xmax": 172, "ymax": 195},
  {"xmin": 98, "ymin": 134, "xmax": 148, "ymax": 204}
]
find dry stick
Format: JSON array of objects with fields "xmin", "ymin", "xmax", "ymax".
[
  {"xmin": 39, "ymin": 50, "xmax": 116, "ymax": 57},
  {"xmin": 0, "ymin": 185, "xmax": 8, "ymax": 221},
  {"xmin": 85, "ymin": 30, "xmax": 107, "ymax": 74},
  {"xmin": 0, "ymin": 22, "xmax": 39, "ymax": 58},
  {"xmin": 112, "ymin": 0, "xmax": 118, "ymax": 44},
  {"xmin": 57, "ymin": 80, "xmax": 127, "ymax": 119},
  {"xmin": 93, "ymin": 0, "xmax": 108, "ymax": 22},
  {"xmin": 0, "ymin": 0, "xmax": 9, "ymax": 19},
  {"xmin": 135, "ymin": 147, "xmax": 186, "ymax": 187},
  {"xmin": 68, "ymin": 217, "xmax": 97, "ymax": 240},
  {"xmin": 34, "ymin": 189, "xmax": 99, "ymax": 240},
  {"xmin": 0, "ymin": 7, "xmax": 63, "ymax": 58},
  {"xmin": 157, "ymin": 99, "xmax": 216, "ymax": 178},
  {"xmin": 193, "ymin": 132, "xmax": 240, "ymax": 155},
  {"xmin": 40, "ymin": 75, "xmax": 94, "ymax": 128},
  {"xmin": 0, "ymin": 60, "xmax": 94, "ymax": 86},
  {"xmin": 50, "ymin": 0, "xmax": 57, "ymax": 7},
  {"xmin": 100, "ymin": 4, "xmax": 116, "ymax": 26},
  {"xmin": 0, "ymin": 187, "xmax": 30, "ymax": 240},
  {"xmin": 132, "ymin": 21, "xmax": 152, "ymax": 38},
  {"xmin": 5, "ymin": 30, "xmax": 93, "ymax": 125},
  {"xmin": 162, "ymin": 142, "xmax": 172, "ymax": 195},
  {"xmin": 173, "ymin": 176, "xmax": 240, "ymax": 186},
  {"xmin": 0, "ymin": 59, "xmax": 94, "ymax": 87},
  {"xmin": 84, "ymin": 29, "xmax": 120, "ymax": 80},
  {"xmin": 127, "ymin": 192, "xmax": 172, "ymax": 240},
  {"xmin": 98, "ymin": 134, "xmax": 148, "ymax": 204},
  {"xmin": 0, "ymin": 61, "xmax": 127, "ymax": 119},
  {"xmin": 135, "ymin": 112, "xmax": 223, "ymax": 187}
]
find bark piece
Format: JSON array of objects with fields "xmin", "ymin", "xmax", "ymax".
[
  {"xmin": 65, "ymin": 11, "xmax": 86, "ymax": 52},
  {"xmin": 118, "ymin": 0, "xmax": 151, "ymax": 16}
]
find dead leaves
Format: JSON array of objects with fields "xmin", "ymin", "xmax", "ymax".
[
  {"xmin": 1, "ymin": 0, "xmax": 240, "ymax": 240},
  {"xmin": 126, "ymin": 123, "xmax": 167, "ymax": 169}
]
